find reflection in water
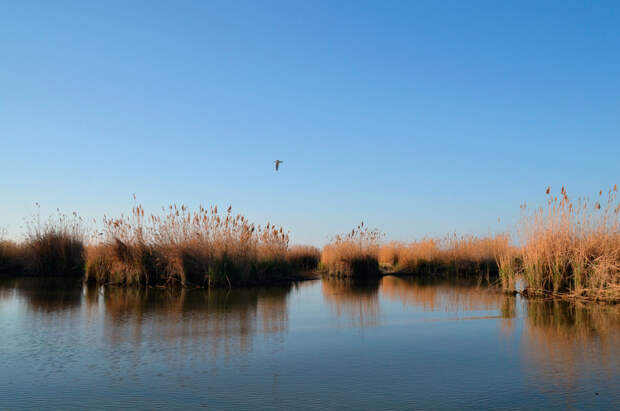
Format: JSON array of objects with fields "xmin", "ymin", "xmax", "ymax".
[
  {"xmin": 0, "ymin": 276, "xmax": 619, "ymax": 409},
  {"xmin": 380, "ymin": 276, "xmax": 517, "ymax": 335},
  {"xmin": 0, "ymin": 277, "xmax": 293, "ymax": 360},
  {"xmin": 380, "ymin": 275, "xmax": 515, "ymax": 315},
  {"xmin": 522, "ymin": 299, "xmax": 620, "ymax": 392},
  {"xmin": 0, "ymin": 277, "xmax": 82, "ymax": 313},
  {"xmin": 321, "ymin": 276, "xmax": 380, "ymax": 327},
  {"xmin": 87, "ymin": 284, "xmax": 292, "ymax": 358}
]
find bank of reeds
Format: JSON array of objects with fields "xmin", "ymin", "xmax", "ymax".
[
  {"xmin": 378, "ymin": 234, "xmax": 510, "ymax": 278},
  {"xmin": 321, "ymin": 223, "xmax": 381, "ymax": 277},
  {"xmin": 85, "ymin": 203, "xmax": 291, "ymax": 287},
  {"xmin": 498, "ymin": 186, "xmax": 620, "ymax": 302},
  {"xmin": 4, "ymin": 185, "xmax": 619, "ymax": 300},
  {"xmin": 0, "ymin": 212, "xmax": 86, "ymax": 276},
  {"xmin": 0, "ymin": 240, "xmax": 22, "ymax": 274},
  {"xmin": 286, "ymin": 245, "xmax": 321, "ymax": 271}
]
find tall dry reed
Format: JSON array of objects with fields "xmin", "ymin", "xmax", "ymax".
[
  {"xmin": 0, "ymin": 239, "xmax": 22, "ymax": 273},
  {"xmin": 321, "ymin": 222, "xmax": 381, "ymax": 277},
  {"xmin": 286, "ymin": 245, "xmax": 321, "ymax": 271},
  {"xmin": 85, "ymin": 202, "xmax": 290, "ymax": 287},
  {"xmin": 21, "ymin": 209, "xmax": 86, "ymax": 277},
  {"xmin": 503, "ymin": 185, "xmax": 620, "ymax": 301},
  {"xmin": 378, "ymin": 234, "xmax": 510, "ymax": 277}
]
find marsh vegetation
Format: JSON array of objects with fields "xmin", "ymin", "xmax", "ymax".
[
  {"xmin": 320, "ymin": 222, "xmax": 381, "ymax": 277},
  {"xmin": 1, "ymin": 185, "xmax": 619, "ymax": 300},
  {"xmin": 85, "ymin": 203, "xmax": 292, "ymax": 287},
  {"xmin": 497, "ymin": 185, "xmax": 620, "ymax": 302},
  {"xmin": 378, "ymin": 234, "xmax": 509, "ymax": 277}
]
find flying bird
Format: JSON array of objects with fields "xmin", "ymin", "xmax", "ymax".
[{"xmin": 274, "ymin": 160, "xmax": 283, "ymax": 171}]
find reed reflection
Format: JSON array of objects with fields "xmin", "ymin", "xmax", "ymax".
[
  {"xmin": 0, "ymin": 277, "xmax": 82, "ymax": 313},
  {"xmin": 522, "ymin": 300, "xmax": 620, "ymax": 390},
  {"xmin": 380, "ymin": 276, "xmax": 512, "ymax": 314},
  {"xmin": 321, "ymin": 276, "xmax": 380, "ymax": 328},
  {"xmin": 84, "ymin": 283, "xmax": 292, "ymax": 358}
]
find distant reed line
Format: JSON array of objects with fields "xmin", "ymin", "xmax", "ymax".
[{"xmin": 1, "ymin": 185, "xmax": 619, "ymax": 300}]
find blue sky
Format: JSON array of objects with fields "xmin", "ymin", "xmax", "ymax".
[{"xmin": 1, "ymin": 1, "xmax": 619, "ymax": 245}]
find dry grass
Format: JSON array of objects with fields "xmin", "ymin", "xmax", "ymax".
[
  {"xmin": 4, "ymin": 185, "xmax": 618, "ymax": 300},
  {"xmin": 380, "ymin": 239, "xmax": 439, "ymax": 273},
  {"xmin": 378, "ymin": 241, "xmax": 404, "ymax": 268},
  {"xmin": 85, "ymin": 203, "xmax": 291, "ymax": 287},
  {"xmin": 286, "ymin": 245, "xmax": 321, "ymax": 271},
  {"xmin": 499, "ymin": 185, "xmax": 620, "ymax": 301},
  {"xmin": 320, "ymin": 222, "xmax": 381, "ymax": 277},
  {"xmin": 0, "ymin": 211, "xmax": 86, "ymax": 277},
  {"xmin": 378, "ymin": 234, "xmax": 510, "ymax": 277}
]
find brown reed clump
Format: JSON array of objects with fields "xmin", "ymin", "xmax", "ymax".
[
  {"xmin": 378, "ymin": 241, "xmax": 404, "ymax": 268},
  {"xmin": 286, "ymin": 245, "xmax": 321, "ymax": 271},
  {"xmin": 21, "ymin": 209, "xmax": 86, "ymax": 277},
  {"xmin": 505, "ymin": 185, "xmax": 620, "ymax": 301},
  {"xmin": 440, "ymin": 233, "xmax": 509, "ymax": 277},
  {"xmin": 378, "ymin": 234, "xmax": 510, "ymax": 278},
  {"xmin": 85, "ymin": 202, "xmax": 291, "ymax": 287},
  {"xmin": 321, "ymin": 222, "xmax": 381, "ymax": 277},
  {"xmin": 384, "ymin": 238, "xmax": 439, "ymax": 274},
  {"xmin": 0, "ymin": 239, "xmax": 22, "ymax": 274}
]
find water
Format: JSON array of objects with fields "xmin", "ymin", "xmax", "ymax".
[{"xmin": 1, "ymin": 276, "xmax": 619, "ymax": 410}]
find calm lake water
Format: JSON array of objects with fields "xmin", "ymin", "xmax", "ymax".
[{"xmin": 1, "ymin": 276, "xmax": 619, "ymax": 410}]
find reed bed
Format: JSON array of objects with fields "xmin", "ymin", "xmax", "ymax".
[
  {"xmin": 0, "ymin": 240, "xmax": 21, "ymax": 274},
  {"xmin": 498, "ymin": 185, "xmax": 620, "ymax": 302},
  {"xmin": 320, "ymin": 223, "xmax": 381, "ymax": 277},
  {"xmin": 378, "ymin": 234, "xmax": 510, "ymax": 278},
  {"xmin": 85, "ymin": 203, "xmax": 291, "ymax": 287},
  {"xmin": 0, "ymin": 212, "xmax": 86, "ymax": 276},
  {"xmin": 3, "ymin": 185, "xmax": 619, "ymax": 300},
  {"xmin": 286, "ymin": 245, "xmax": 321, "ymax": 271}
]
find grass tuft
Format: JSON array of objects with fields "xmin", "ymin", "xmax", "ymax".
[{"xmin": 321, "ymin": 222, "xmax": 381, "ymax": 277}]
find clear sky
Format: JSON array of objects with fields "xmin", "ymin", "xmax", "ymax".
[{"xmin": 1, "ymin": 1, "xmax": 619, "ymax": 245}]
